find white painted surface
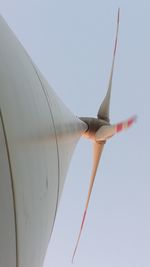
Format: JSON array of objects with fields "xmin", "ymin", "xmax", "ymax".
[
  {"xmin": 0, "ymin": 16, "xmax": 87, "ymax": 267},
  {"xmin": 0, "ymin": 114, "xmax": 16, "ymax": 267}
]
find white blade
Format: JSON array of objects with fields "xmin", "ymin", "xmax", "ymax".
[
  {"xmin": 95, "ymin": 116, "xmax": 137, "ymax": 142},
  {"xmin": 97, "ymin": 8, "xmax": 120, "ymax": 122},
  {"xmin": 72, "ymin": 142, "xmax": 105, "ymax": 263}
]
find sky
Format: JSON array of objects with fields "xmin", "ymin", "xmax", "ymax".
[{"xmin": 1, "ymin": 1, "xmax": 150, "ymax": 266}]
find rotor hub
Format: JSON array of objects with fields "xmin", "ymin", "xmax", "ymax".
[{"xmin": 79, "ymin": 117, "xmax": 109, "ymax": 140}]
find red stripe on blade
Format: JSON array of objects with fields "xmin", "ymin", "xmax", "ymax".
[
  {"xmin": 127, "ymin": 118, "xmax": 135, "ymax": 127},
  {"xmin": 116, "ymin": 123, "xmax": 123, "ymax": 132},
  {"xmin": 81, "ymin": 210, "xmax": 87, "ymax": 230}
]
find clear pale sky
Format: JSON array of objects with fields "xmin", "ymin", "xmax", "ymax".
[{"xmin": 1, "ymin": 1, "xmax": 150, "ymax": 266}]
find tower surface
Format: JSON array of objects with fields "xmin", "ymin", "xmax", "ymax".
[{"xmin": 0, "ymin": 16, "xmax": 87, "ymax": 267}]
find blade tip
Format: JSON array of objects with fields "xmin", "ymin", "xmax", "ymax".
[
  {"xmin": 117, "ymin": 8, "xmax": 120, "ymax": 22},
  {"xmin": 131, "ymin": 115, "xmax": 137, "ymax": 123},
  {"xmin": 127, "ymin": 115, "xmax": 137, "ymax": 128}
]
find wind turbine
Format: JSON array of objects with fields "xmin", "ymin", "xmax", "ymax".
[
  {"xmin": 0, "ymin": 8, "xmax": 136, "ymax": 267},
  {"xmin": 72, "ymin": 8, "xmax": 136, "ymax": 262}
]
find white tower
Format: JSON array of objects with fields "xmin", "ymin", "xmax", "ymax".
[{"xmin": 0, "ymin": 16, "xmax": 87, "ymax": 267}]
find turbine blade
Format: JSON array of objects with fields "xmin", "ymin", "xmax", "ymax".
[
  {"xmin": 95, "ymin": 115, "xmax": 137, "ymax": 142},
  {"xmin": 97, "ymin": 8, "xmax": 120, "ymax": 122},
  {"xmin": 72, "ymin": 142, "xmax": 105, "ymax": 263}
]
